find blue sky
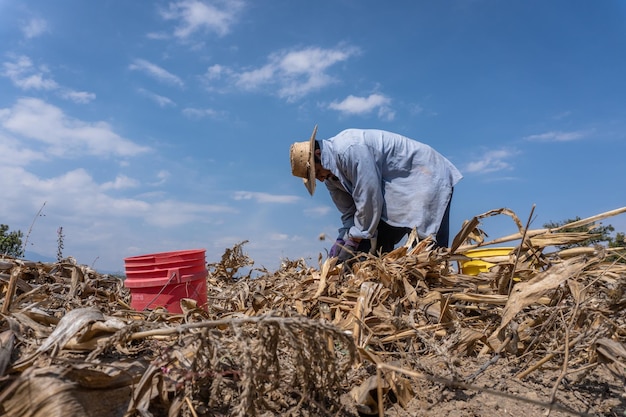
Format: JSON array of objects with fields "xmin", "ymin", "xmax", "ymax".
[{"xmin": 1, "ymin": 0, "xmax": 625, "ymax": 273}]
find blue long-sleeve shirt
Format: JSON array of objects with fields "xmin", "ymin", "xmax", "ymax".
[{"xmin": 319, "ymin": 129, "xmax": 463, "ymax": 242}]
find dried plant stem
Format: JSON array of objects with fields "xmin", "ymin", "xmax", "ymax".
[
  {"xmin": 553, "ymin": 206, "xmax": 626, "ymax": 231},
  {"xmin": 185, "ymin": 396, "xmax": 199, "ymax": 417},
  {"xmin": 1, "ymin": 268, "xmax": 20, "ymax": 314},
  {"xmin": 517, "ymin": 332, "xmax": 586, "ymax": 380},
  {"xmin": 548, "ymin": 312, "xmax": 571, "ymax": 412},
  {"xmin": 128, "ymin": 315, "xmax": 295, "ymax": 340},
  {"xmin": 509, "ymin": 204, "xmax": 536, "ymax": 294},
  {"xmin": 517, "ymin": 354, "xmax": 555, "ymax": 380},
  {"xmin": 377, "ymin": 365, "xmax": 384, "ymax": 417},
  {"xmin": 22, "ymin": 201, "xmax": 46, "ymax": 255},
  {"xmin": 457, "ymin": 205, "xmax": 626, "ymax": 253},
  {"xmin": 56, "ymin": 226, "xmax": 64, "ymax": 262}
]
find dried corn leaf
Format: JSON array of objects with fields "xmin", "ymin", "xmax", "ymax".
[
  {"xmin": 0, "ymin": 329, "xmax": 15, "ymax": 377},
  {"xmin": 595, "ymin": 338, "xmax": 626, "ymax": 378},
  {"xmin": 488, "ymin": 258, "xmax": 587, "ymax": 351}
]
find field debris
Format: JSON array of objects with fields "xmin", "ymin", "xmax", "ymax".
[{"xmin": 1, "ymin": 207, "xmax": 625, "ymax": 416}]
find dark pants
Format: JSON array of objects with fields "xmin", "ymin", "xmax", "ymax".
[{"xmin": 358, "ymin": 193, "xmax": 452, "ymax": 254}]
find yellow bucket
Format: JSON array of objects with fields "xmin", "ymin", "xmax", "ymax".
[{"xmin": 459, "ymin": 247, "xmax": 515, "ymax": 276}]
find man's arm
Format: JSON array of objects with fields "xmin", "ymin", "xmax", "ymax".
[
  {"xmin": 338, "ymin": 145, "xmax": 384, "ymax": 240},
  {"xmin": 325, "ymin": 178, "xmax": 355, "ymax": 239}
]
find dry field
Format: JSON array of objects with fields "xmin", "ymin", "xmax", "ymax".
[{"xmin": 1, "ymin": 207, "xmax": 625, "ymax": 416}]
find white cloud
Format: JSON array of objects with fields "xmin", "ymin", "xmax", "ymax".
[
  {"xmin": 269, "ymin": 233, "xmax": 290, "ymax": 241},
  {"xmin": 199, "ymin": 65, "xmax": 233, "ymax": 92},
  {"xmin": 150, "ymin": 170, "xmax": 171, "ymax": 186},
  {"xmin": 0, "ymin": 98, "xmax": 151, "ymax": 157},
  {"xmin": 147, "ymin": 200, "xmax": 235, "ymax": 226},
  {"xmin": 60, "ymin": 90, "xmax": 96, "ymax": 104},
  {"xmin": 230, "ymin": 45, "xmax": 360, "ymax": 100},
  {"xmin": 159, "ymin": 0, "xmax": 245, "ymax": 38},
  {"xmin": 138, "ymin": 88, "xmax": 176, "ymax": 107},
  {"xmin": 31, "ymin": 168, "xmax": 95, "ymax": 193},
  {"xmin": 12, "ymin": 72, "xmax": 57, "ymax": 90},
  {"xmin": 235, "ymin": 65, "xmax": 275, "ymax": 89},
  {"xmin": 523, "ymin": 130, "xmax": 587, "ymax": 142},
  {"xmin": 182, "ymin": 107, "xmax": 224, "ymax": 119},
  {"xmin": 205, "ymin": 64, "xmax": 228, "ymax": 80},
  {"xmin": 378, "ymin": 107, "xmax": 395, "ymax": 121},
  {"xmin": 22, "ymin": 18, "xmax": 49, "ymax": 39},
  {"xmin": 0, "ymin": 166, "xmax": 236, "ymax": 250},
  {"xmin": 233, "ymin": 191, "xmax": 300, "ymax": 204},
  {"xmin": 129, "ymin": 59, "xmax": 184, "ymax": 87},
  {"xmin": 304, "ymin": 206, "xmax": 333, "ymax": 217},
  {"xmin": 0, "ymin": 167, "xmax": 41, "ymax": 218},
  {"xmin": 464, "ymin": 148, "xmax": 518, "ymax": 174},
  {"xmin": 146, "ymin": 31, "xmax": 170, "ymax": 40},
  {"xmin": 1, "ymin": 55, "xmax": 96, "ymax": 103},
  {"xmin": 2, "ymin": 55, "xmax": 58, "ymax": 90},
  {"xmin": 328, "ymin": 93, "xmax": 394, "ymax": 120},
  {"xmin": 0, "ymin": 133, "xmax": 47, "ymax": 166},
  {"xmin": 100, "ymin": 175, "xmax": 140, "ymax": 191}
]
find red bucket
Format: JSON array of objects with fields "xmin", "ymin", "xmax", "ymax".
[{"xmin": 124, "ymin": 249, "xmax": 208, "ymax": 313}]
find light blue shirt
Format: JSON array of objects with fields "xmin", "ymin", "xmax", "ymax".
[{"xmin": 319, "ymin": 129, "xmax": 463, "ymax": 242}]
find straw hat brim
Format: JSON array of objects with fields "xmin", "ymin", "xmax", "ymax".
[
  {"xmin": 290, "ymin": 125, "xmax": 318, "ymax": 195},
  {"xmin": 302, "ymin": 125, "xmax": 318, "ymax": 195}
]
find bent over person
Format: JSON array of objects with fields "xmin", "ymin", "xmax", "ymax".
[{"xmin": 290, "ymin": 126, "xmax": 463, "ymax": 263}]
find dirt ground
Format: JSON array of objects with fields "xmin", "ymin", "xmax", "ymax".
[{"xmin": 368, "ymin": 357, "xmax": 625, "ymax": 417}]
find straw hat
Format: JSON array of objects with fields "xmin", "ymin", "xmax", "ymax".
[{"xmin": 290, "ymin": 125, "xmax": 318, "ymax": 195}]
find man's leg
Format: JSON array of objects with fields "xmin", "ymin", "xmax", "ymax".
[
  {"xmin": 435, "ymin": 191, "xmax": 453, "ymax": 248},
  {"xmin": 355, "ymin": 221, "xmax": 412, "ymax": 255},
  {"xmin": 375, "ymin": 221, "xmax": 411, "ymax": 254},
  {"xmin": 356, "ymin": 239, "xmax": 371, "ymax": 253}
]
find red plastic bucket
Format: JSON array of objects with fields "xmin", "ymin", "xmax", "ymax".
[{"xmin": 124, "ymin": 249, "xmax": 208, "ymax": 313}]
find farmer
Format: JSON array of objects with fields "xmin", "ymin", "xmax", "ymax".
[{"xmin": 290, "ymin": 126, "xmax": 463, "ymax": 263}]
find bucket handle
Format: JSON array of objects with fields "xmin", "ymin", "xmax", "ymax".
[
  {"xmin": 168, "ymin": 268, "xmax": 180, "ymax": 283},
  {"xmin": 141, "ymin": 268, "xmax": 180, "ymax": 311},
  {"xmin": 140, "ymin": 269, "xmax": 206, "ymax": 311}
]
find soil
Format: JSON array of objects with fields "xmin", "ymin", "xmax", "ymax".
[{"xmin": 368, "ymin": 357, "xmax": 625, "ymax": 417}]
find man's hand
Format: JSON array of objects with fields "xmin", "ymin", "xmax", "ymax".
[
  {"xmin": 336, "ymin": 238, "xmax": 360, "ymax": 263},
  {"xmin": 329, "ymin": 239, "xmax": 345, "ymax": 258}
]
